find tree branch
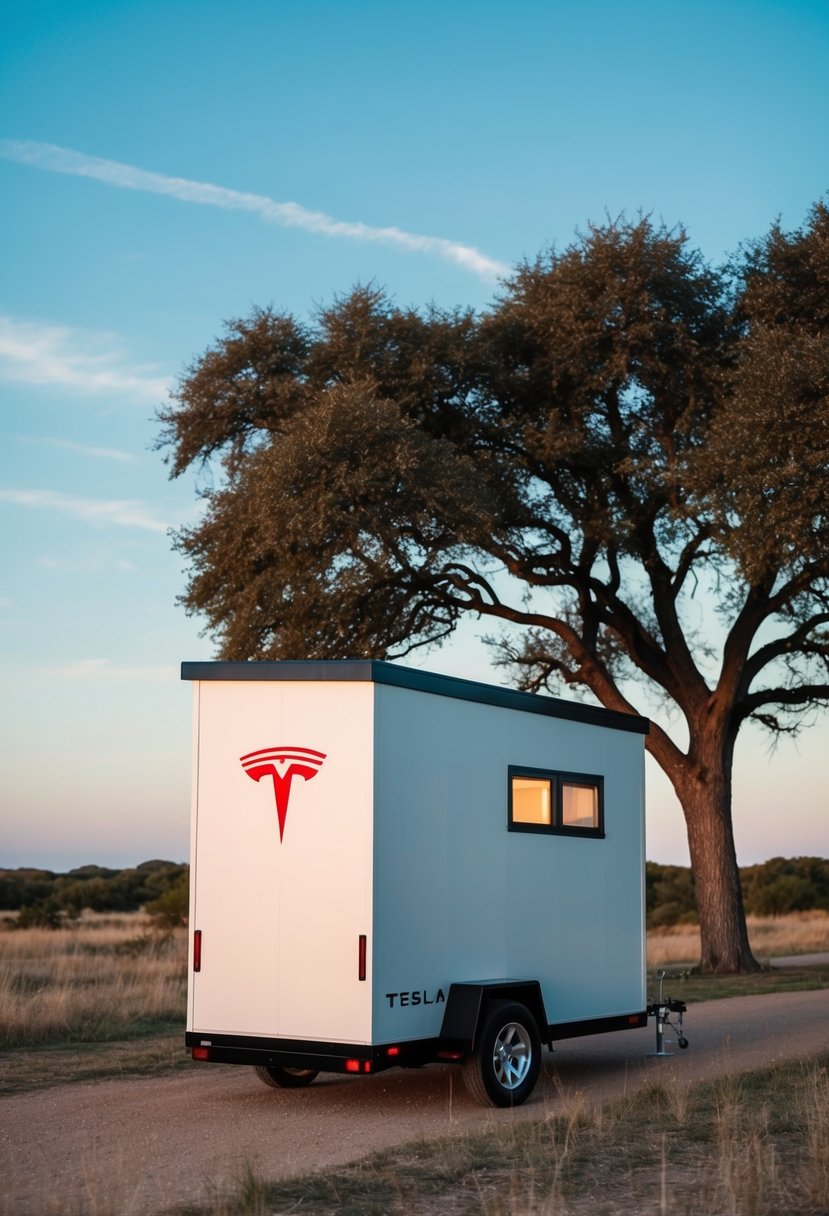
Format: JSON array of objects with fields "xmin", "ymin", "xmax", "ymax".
[
  {"xmin": 736, "ymin": 681, "xmax": 829, "ymax": 725},
  {"xmin": 741, "ymin": 611, "xmax": 829, "ymax": 691}
]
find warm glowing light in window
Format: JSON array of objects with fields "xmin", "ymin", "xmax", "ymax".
[
  {"xmin": 512, "ymin": 777, "xmax": 552, "ymax": 825},
  {"xmin": 562, "ymin": 782, "xmax": 599, "ymax": 829}
]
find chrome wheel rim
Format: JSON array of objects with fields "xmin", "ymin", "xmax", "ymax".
[{"xmin": 492, "ymin": 1021, "xmax": 532, "ymax": 1090}]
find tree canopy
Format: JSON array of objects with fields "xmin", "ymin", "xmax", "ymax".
[{"xmin": 159, "ymin": 206, "xmax": 829, "ymax": 972}]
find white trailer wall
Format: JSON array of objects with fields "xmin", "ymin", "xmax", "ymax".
[
  {"xmin": 371, "ymin": 682, "xmax": 646, "ymax": 1043},
  {"xmin": 188, "ymin": 679, "xmax": 374, "ymax": 1044}
]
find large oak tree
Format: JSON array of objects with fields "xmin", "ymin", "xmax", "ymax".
[{"xmin": 159, "ymin": 207, "xmax": 829, "ymax": 973}]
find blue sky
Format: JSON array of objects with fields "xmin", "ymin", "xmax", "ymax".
[{"xmin": 1, "ymin": 0, "xmax": 828, "ymax": 870}]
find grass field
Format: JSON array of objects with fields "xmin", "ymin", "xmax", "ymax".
[
  {"xmin": 0, "ymin": 912, "xmax": 188, "ymax": 1094},
  {"xmin": 647, "ymin": 910, "xmax": 829, "ymax": 967},
  {"xmin": 0, "ymin": 912, "xmax": 186, "ymax": 1050},
  {"xmin": 0, "ymin": 909, "xmax": 826, "ymax": 1095}
]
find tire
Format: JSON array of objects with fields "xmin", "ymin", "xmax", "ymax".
[
  {"xmin": 253, "ymin": 1064, "xmax": 319, "ymax": 1089},
  {"xmin": 462, "ymin": 1000, "xmax": 542, "ymax": 1108}
]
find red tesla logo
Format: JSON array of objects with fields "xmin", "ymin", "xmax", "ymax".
[{"xmin": 240, "ymin": 746, "xmax": 326, "ymax": 842}]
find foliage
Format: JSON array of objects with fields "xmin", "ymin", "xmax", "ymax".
[
  {"xmin": 646, "ymin": 857, "xmax": 829, "ymax": 927},
  {"xmin": 13, "ymin": 897, "xmax": 67, "ymax": 930},
  {"xmin": 0, "ymin": 868, "xmax": 55, "ymax": 910},
  {"xmin": 0, "ymin": 860, "xmax": 188, "ymax": 919},
  {"xmin": 3, "ymin": 856, "xmax": 825, "ymax": 931},
  {"xmin": 145, "ymin": 871, "xmax": 189, "ymax": 929},
  {"xmin": 646, "ymin": 861, "xmax": 698, "ymax": 927},
  {"xmin": 741, "ymin": 855, "xmax": 829, "ymax": 916}
]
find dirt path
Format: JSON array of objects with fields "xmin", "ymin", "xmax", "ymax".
[{"xmin": 2, "ymin": 989, "xmax": 827, "ymax": 1216}]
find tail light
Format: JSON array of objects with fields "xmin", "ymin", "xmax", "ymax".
[{"xmin": 345, "ymin": 1059, "xmax": 372, "ymax": 1074}]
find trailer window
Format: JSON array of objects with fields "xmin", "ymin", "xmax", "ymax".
[
  {"xmin": 511, "ymin": 776, "xmax": 552, "ymax": 826},
  {"xmin": 562, "ymin": 781, "xmax": 599, "ymax": 829},
  {"xmin": 508, "ymin": 767, "xmax": 604, "ymax": 838}
]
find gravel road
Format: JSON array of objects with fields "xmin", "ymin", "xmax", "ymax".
[{"xmin": 2, "ymin": 988, "xmax": 827, "ymax": 1216}]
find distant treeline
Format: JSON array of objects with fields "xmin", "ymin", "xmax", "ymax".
[
  {"xmin": 647, "ymin": 856, "xmax": 829, "ymax": 928},
  {"xmin": 1, "ymin": 856, "xmax": 827, "ymax": 930},
  {"xmin": 0, "ymin": 859, "xmax": 188, "ymax": 928}
]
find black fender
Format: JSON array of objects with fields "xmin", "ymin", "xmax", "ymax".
[{"xmin": 439, "ymin": 980, "xmax": 549, "ymax": 1054}]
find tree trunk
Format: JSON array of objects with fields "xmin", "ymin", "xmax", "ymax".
[{"xmin": 672, "ymin": 731, "xmax": 760, "ymax": 974}]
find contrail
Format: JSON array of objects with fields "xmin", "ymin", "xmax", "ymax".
[{"xmin": 1, "ymin": 139, "xmax": 509, "ymax": 281}]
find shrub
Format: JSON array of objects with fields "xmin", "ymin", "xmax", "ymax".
[
  {"xmin": 15, "ymin": 898, "xmax": 66, "ymax": 930},
  {"xmin": 146, "ymin": 873, "xmax": 189, "ymax": 929}
]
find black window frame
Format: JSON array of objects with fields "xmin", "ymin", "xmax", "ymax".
[{"xmin": 507, "ymin": 765, "xmax": 605, "ymax": 839}]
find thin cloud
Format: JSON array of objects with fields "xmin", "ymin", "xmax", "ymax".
[
  {"xmin": 0, "ymin": 138, "xmax": 509, "ymax": 281},
  {"xmin": 0, "ymin": 489, "xmax": 169, "ymax": 533},
  {"xmin": 19, "ymin": 436, "xmax": 135, "ymax": 462},
  {"xmin": 0, "ymin": 315, "xmax": 171, "ymax": 402},
  {"xmin": 36, "ymin": 554, "xmax": 137, "ymax": 572}
]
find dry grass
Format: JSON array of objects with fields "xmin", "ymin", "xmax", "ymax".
[
  {"xmin": 0, "ymin": 1033, "xmax": 190, "ymax": 1096},
  {"xmin": 0, "ymin": 911, "xmax": 186, "ymax": 1049},
  {"xmin": 1, "ymin": 909, "xmax": 825, "ymax": 1048},
  {"xmin": 6, "ymin": 1058, "xmax": 825, "ymax": 1216},
  {"xmin": 168, "ymin": 1054, "xmax": 829, "ymax": 1215},
  {"xmin": 647, "ymin": 909, "xmax": 829, "ymax": 967},
  {"xmin": 1, "ymin": 908, "xmax": 826, "ymax": 1094}
]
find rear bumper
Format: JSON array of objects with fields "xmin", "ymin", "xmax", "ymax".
[{"xmin": 185, "ymin": 1031, "xmax": 441, "ymax": 1074}]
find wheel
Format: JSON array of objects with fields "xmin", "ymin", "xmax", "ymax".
[
  {"xmin": 462, "ymin": 1000, "xmax": 542, "ymax": 1107},
  {"xmin": 677, "ymin": 1036, "xmax": 689, "ymax": 1050},
  {"xmin": 253, "ymin": 1064, "xmax": 319, "ymax": 1089}
]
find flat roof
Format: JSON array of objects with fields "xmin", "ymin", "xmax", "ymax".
[{"xmin": 181, "ymin": 660, "xmax": 649, "ymax": 736}]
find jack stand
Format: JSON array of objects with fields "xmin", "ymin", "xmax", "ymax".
[{"xmin": 647, "ymin": 969, "xmax": 689, "ymax": 1056}]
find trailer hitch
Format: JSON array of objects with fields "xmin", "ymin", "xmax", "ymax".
[{"xmin": 647, "ymin": 969, "xmax": 689, "ymax": 1056}]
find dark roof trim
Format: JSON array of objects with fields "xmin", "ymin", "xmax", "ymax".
[{"xmin": 181, "ymin": 660, "xmax": 649, "ymax": 736}]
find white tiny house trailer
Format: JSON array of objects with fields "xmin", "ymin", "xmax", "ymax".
[{"xmin": 182, "ymin": 660, "xmax": 650, "ymax": 1106}]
